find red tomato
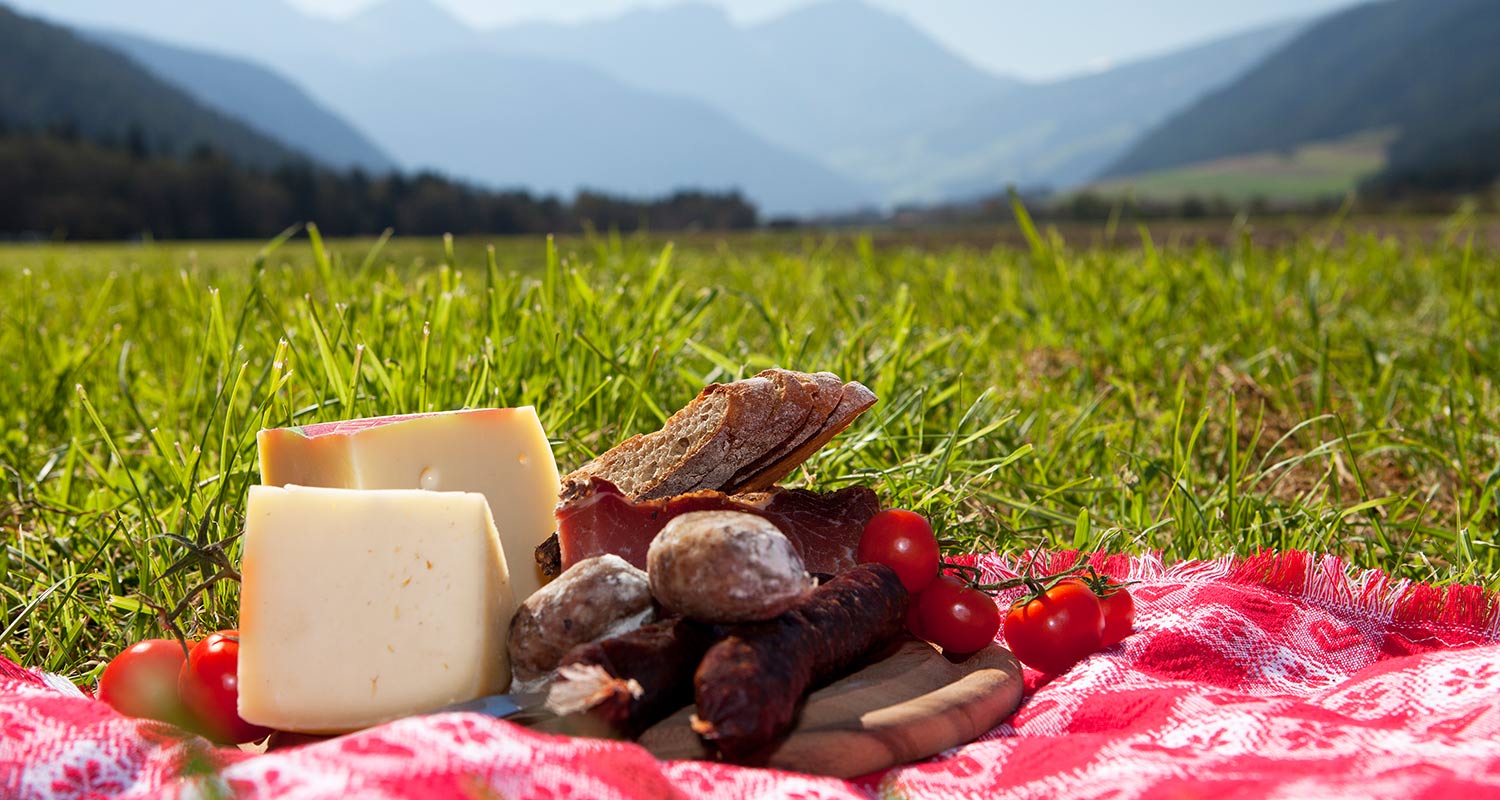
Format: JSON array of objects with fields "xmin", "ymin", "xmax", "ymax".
[
  {"xmin": 1099, "ymin": 585, "xmax": 1136, "ymax": 647},
  {"xmin": 915, "ymin": 574, "xmax": 1001, "ymax": 654},
  {"xmin": 178, "ymin": 630, "xmax": 272, "ymax": 744},
  {"xmin": 906, "ymin": 593, "xmax": 931, "ymax": 641},
  {"xmin": 1003, "ymin": 579, "xmax": 1105, "ymax": 674},
  {"xmin": 858, "ymin": 509, "xmax": 940, "ymax": 594},
  {"xmin": 98, "ymin": 639, "xmax": 195, "ymax": 726}
]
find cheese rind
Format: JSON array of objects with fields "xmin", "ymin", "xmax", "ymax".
[
  {"xmin": 257, "ymin": 407, "xmax": 561, "ymax": 603},
  {"xmin": 237, "ymin": 485, "xmax": 514, "ymax": 733}
]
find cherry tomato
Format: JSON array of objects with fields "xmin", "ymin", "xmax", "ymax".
[
  {"xmin": 915, "ymin": 574, "xmax": 1001, "ymax": 654},
  {"xmin": 178, "ymin": 630, "xmax": 272, "ymax": 744},
  {"xmin": 98, "ymin": 639, "xmax": 195, "ymax": 727},
  {"xmin": 1003, "ymin": 578, "xmax": 1105, "ymax": 674},
  {"xmin": 906, "ymin": 593, "xmax": 931, "ymax": 641},
  {"xmin": 858, "ymin": 509, "xmax": 940, "ymax": 594},
  {"xmin": 1098, "ymin": 585, "xmax": 1136, "ymax": 647}
]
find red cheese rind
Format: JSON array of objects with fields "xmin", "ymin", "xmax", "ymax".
[
  {"xmin": 256, "ymin": 428, "xmax": 357, "ymax": 487},
  {"xmin": 259, "ymin": 410, "xmax": 470, "ymax": 485},
  {"xmin": 285, "ymin": 408, "xmax": 537, "ymax": 439},
  {"xmin": 556, "ymin": 478, "xmax": 879, "ymax": 575}
]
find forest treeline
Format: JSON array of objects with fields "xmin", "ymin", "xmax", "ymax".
[{"xmin": 1, "ymin": 132, "xmax": 758, "ymax": 240}]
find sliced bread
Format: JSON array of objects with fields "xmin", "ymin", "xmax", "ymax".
[
  {"xmin": 564, "ymin": 382, "xmax": 734, "ymax": 499},
  {"xmin": 562, "ymin": 370, "xmax": 876, "ymax": 501},
  {"xmin": 635, "ymin": 375, "xmax": 783, "ymax": 499},
  {"xmin": 728, "ymin": 380, "xmax": 878, "ymax": 494},
  {"xmin": 723, "ymin": 371, "xmax": 842, "ymax": 493},
  {"xmin": 633, "ymin": 369, "xmax": 832, "ymax": 499},
  {"xmin": 564, "ymin": 376, "xmax": 778, "ymax": 501}
]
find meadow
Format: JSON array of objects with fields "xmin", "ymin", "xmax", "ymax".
[
  {"xmin": 2, "ymin": 208, "xmax": 1497, "ymax": 678},
  {"xmin": 1088, "ymin": 132, "xmax": 1394, "ymax": 203}
]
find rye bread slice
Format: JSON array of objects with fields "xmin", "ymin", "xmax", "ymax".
[
  {"xmin": 738, "ymin": 368, "xmax": 819, "ymax": 474},
  {"xmin": 724, "ymin": 371, "xmax": 841, "ymax": 492},
  {"xmin": 564, "ymin": 382, "xmax": 735, "ymax": 499},
  {"xmin": 634, "ymin": 375, "xmax": 781, "ymax": 499},
  {"xmin": 564, "ymin": 376, "xmax": 778, "ymax": 501},
  {"xmin": 729, "ymin": 380, "xmax": 878, "ymax": 493}
]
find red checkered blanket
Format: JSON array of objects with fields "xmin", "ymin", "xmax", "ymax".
[{"xmin": 3, "ymin": 550, "xmax": 1497, "ymax": 799}]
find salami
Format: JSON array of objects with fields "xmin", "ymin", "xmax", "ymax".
[
  {"xmin": 545, "ymin": 617, "xmax": 720, "ymax": 737},
  {"xmin": 690, "ymin": 562, "xmax": 909, "ymax": 760},
  {"xmin": 507, "ymin": 555, "xmax": 655, "ymax": 690}
]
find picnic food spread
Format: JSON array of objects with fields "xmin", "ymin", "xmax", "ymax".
[{"xmin": 88, "ymin": 368, "xmax": 1139, "ymax": 772}]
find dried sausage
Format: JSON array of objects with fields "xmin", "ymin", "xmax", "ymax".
[
  {"xmin": 546, "ymin": 617, "xmax": 720, "ymax": 737},
  {"xmin": 648, "ymin": 511, "xmax": 812, "ymax": 623},
  {"xmin": 507, "ymin": 555, "xmax": 654, "ymax": 690},
  {"xmin": 691, "ymin": 563, "xmax": 908, "ymax": 760}
]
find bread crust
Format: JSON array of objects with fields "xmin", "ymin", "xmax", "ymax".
[
  {"xmin": 560, "ymin": 371, "xmax": 877, "ymax": 501},
  {"xmin": 636, "ymin": 376, "xmax": 777, "ymax": 499},
  {"xmin": 564, "ymin": 383, "xmax": 736, "ymax": 499},
  {"xmin": 729, "ymin": 381, "xmax": 878, "ymax": 493},
  {"xmin": 725, "ymin": 371, "xmax": 842, "ymax": 493}
]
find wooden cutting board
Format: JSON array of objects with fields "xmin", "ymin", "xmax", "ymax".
[{"xmin": 635, "ymin": 639, "xmax": 1024, "ymax": 778}]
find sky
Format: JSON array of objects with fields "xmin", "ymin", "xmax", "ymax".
[{"xmin": 288, "ymin": 0, "xmax": 1367, "ymax": 81}]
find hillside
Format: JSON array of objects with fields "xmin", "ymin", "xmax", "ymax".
[
  {"xmin": 0, "ymin": 3, "xmax": 304, "ymax": 168},
  {"xmin": 850, "ymin": 20, "xmax": 1304, "ymax": 203},
  {"xmin": 1372, "ymin": 125, "xmax": 1500, "ymax": 193},
  {"xmin": 6, "ymin": 0, "xmax": 1389, "ymax": 209},
  {"xmin": 1106, "ymin": 0, "xmax": 1500, "ymax": 181},
  {"xmin": 93, "ymin": 30, "xmax": 396, "ymax": 173},
  {"xmin": 13, "ymin": 0, "xmax": 874, "ymax": 213},
  {"xmin": 1089, "ymin": 130, "xmax": 1391, "ymax": 202}
]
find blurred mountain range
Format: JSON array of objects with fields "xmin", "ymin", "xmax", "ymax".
[
  {"xmin": 0, "ymin": 4, "xmax": 303, "ymax": 168},
  {"xmin": 91, "ymin": 30, "xmax": 396, "ymax": 173},
  {"xmin": 1105, "ymin": 0, "xmax": 1500, "ymax": 191},
  {"xmin": 3, "ymin": 0, "xmax": 1496, "ymax": 214}
]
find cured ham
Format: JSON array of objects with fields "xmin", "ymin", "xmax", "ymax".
[{"xmin": 544, "ymin": 478, "xmax": 879, "ymax": 577}]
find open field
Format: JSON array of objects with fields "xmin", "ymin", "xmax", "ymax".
[
  {"xmin": 2, "ymin": 212, "xmax": 1498, "ymax": 678},
  {"xmin": 1090, "ymin": 131, "xmax": 1395, "ymax": 202}
]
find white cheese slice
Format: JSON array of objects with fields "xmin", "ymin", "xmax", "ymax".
[
  {"xmin": 238, "ymin": 485, "xmax": 514, "ymax": 733},
  {"xmin": 257, "ymin": 407, "xmax": 560, "ymax": 603}
]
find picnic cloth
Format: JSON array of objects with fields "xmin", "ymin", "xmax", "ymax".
[{"xmin": 3, "ymin": 548, "xmax": 1498, "ymax": 800}]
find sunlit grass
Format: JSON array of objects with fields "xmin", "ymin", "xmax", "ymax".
[{"xmin": 2, "ymin": 208, "xmax": 1497, "ymax": 678}]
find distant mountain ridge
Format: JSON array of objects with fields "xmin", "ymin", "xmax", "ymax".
[
  {"xmin": 5, "ymin": 0, "xmax": 879, "ymax": 213},
  {"xmin": 1106, "ymin": 0, "xmax": 1500, "ymax": 183},
  {"xmin": 489, "ymin": 0, "xmax": 1014, "ymax": 161},
  {"xmin": 343, "ymin": 0, "xmax": 484, "ymax": 63},
  {"xmin": 853, "ymin": 20, "xmax": 1307, "ymax": 203},
  {"xmin": 6, "ymin": 0, "xmax": 1386, "ymax": 211},
  {"xmin": 92, "ymin": 30, "xmax": 397, "ymax": 173},
  {"xmin": 0, "ymin": 3, "xmax": 304, "ymax": 168},
  {"xmin": 317, "ymin": 46, "xmax": 871, "ymax": 214}
]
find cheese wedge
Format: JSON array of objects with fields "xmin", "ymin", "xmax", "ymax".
[
  {"xmin": 238, "ymin": 485, "xmax": 514, "ymax": 733},
  {"xmin": 257, "ymin": 407, "xmax": 560, "ymax": 603}
]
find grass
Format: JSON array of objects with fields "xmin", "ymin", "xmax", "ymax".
[
  {"xmin": 1090, "ymin": 130, "xmax": 1394, "ymax": 202},
  {"xmin": 2, "ymin": 208, "xmax": 1498, "ymax": 681}
]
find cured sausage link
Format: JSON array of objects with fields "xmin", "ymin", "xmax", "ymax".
[
  {"xmin": 547, "ymin": 617, "xmax": 720, "ymax": 737},
  {"xmin": 691, "ymin": 563, "xmax": 909, "ymax": 760}
]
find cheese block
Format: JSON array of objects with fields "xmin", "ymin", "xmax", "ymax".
[
  {"xmin": 238, "ymin": 485, "xmax": 514, "ymax": 733},
  {"xmin": 257, "ymin": 407, "xmax": 560, "ymax": 603}
]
